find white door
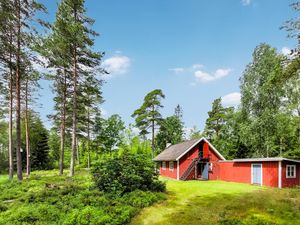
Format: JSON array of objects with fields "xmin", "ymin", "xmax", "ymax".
[{"xmin": 252, "ymin": 164, "xmax": 262, "ymax": 185}]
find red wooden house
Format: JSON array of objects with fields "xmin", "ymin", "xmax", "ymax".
[{"xmin": 154, "ymin": 137, "xmax": 300, "ymax": 188}]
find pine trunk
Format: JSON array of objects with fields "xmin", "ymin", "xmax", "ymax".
[
  {"xmin": 70, "ymin": 49, "xmax": 77, "ymax": 177},
  {"xmin": 87, "ymin": 108, "xmax": 90, "ymax": 169},
  {"xmin": 151, "ymin": 120, "xmax": 154, "ymax": 159},
  {"xmin": 76, "ymin": 137, "xmax": 80, "ymax": 165},
  {"xmin": 25, "ymin": 79, "xmax": 30, "ymax": 176},
  {"xmin": 8, "ymin": 34, "xmax": 13, "ymax": 180},
  {"xmin": 15, "ymin": 0, "xmax": 23, "ymax": 181},
  {"xmin": 59, "ymin": 68, "xmax": 67, "ymax": 175}
]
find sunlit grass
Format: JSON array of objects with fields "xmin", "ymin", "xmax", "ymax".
[{"xmin": 131, "ymin": 178, "xmax": 300, "ymax": 225}]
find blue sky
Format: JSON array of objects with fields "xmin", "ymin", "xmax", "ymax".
[{"xmin": 38, "ymin": 0, "xmax": 296, "ymax": 134}]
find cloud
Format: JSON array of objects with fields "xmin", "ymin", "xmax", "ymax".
[
  {"xmin": 168, "ymin": 64, "xmax": 203, "ymax": 74},
  {"xmin": 102, "ymin": 55, "xmax": 131, "ymax": 76},
  {"xmin": 221, "ymin": 92, "xmax": 241, "ymax": 107},
  {"xmin": 168, "ymin": 67, "xmax": 185, "ymax": 74},
  {"xmin": 194, "ymin": 68, "xmax": 232, "ymax": 83},
  {"xmin": 281, "ymin": 47, "xmax": 291, "ymax": 56},
  {"xmin": 241, "ymin": 0, "xmax": 251, "ymax": 6},
  {"xmin": 191, "ymin": 64, "xmax": 203, "ymax": 70}
]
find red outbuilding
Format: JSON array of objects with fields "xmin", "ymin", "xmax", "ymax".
[{"xmin": 153, "ymin": 138, "xmax": 300, "ymax": 188}]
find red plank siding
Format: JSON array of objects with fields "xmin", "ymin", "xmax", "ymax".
[
  {"xmin": 262, "ymin": 162, "xmax": 278, "ymax": 187},
  {"xmin": 282, "ymin": 162, "xmax": 300, "ymax": 188},
  {"xmin": 219, "ymin": 162, "xmax": 252, "ymax": 184},
  {"xmin": 207, "ymin": 144, "xmax": 222, "ymax": 180},
  {"xmin": 159, "ymin": 161, "xmax": 177, "ymax": 179},
  {"xmin": 179, "ymin": 144, "xmax": 199, "ymax": 179}
]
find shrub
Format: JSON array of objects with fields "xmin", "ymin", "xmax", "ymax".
[{"xmin": 92, "ymin": 153, "xmax": 166, "ymax": 194}]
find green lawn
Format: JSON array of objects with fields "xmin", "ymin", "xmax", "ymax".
[{"xmin": 131, "ymin": 178, "xmax": 300, "ymax": 225}]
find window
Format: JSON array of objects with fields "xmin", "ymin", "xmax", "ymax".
[
  {"xmin": 286, "ymin": 165, "xmax": 296, "ymax": 178},
  {"xmin": 162, "ymin": 161, "xmax": 166, "ymax": 170},
  {"xmin": 169, "ymin": 161, "xmax": 174, "ymax": 171}
]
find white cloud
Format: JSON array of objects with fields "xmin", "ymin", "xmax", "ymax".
[
  {"xmin": 194, "ymin": 68, "xmax": 231, "ymax": 83},
  {"xmin": 168, "ymin": 64, "xmax": 203, "ymax": 74},
  {"xmin": 191, "ymin": 64, "xmax": 203, "ymax": 70},
  {"xmin": 102, "ymin": 55, "xmax": 131, "ymax": 76},
  {"xmin": 221, "ymin": 92, "xmax": 241, "ymax": 107},
  {"xmin": 241, "ymin": 0, "xmax": 251, "ymax": 6},
  {"xmin": 168, "ymin": 67, "xmax": 185, "ymax": 74},
  {"xmin": 281, "ymin": 47, "xmax": 291, "ymax": 56}
]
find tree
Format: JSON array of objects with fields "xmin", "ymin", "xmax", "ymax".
[
  {"xmin": 240, "ymin": 44, "xmax": 284, "ymax": 157},
  {"xmin": 155, "ymin": 116, "xmax": 184, "ymax": 153},
  {"xmin": 21, "ymin": 112, "xmax": 50, "ymax": 170},
  {"xmin": 281, "ymin": 2, "xmax": 300, "ymax": 81},
  {"xmin": 94, "ymin": 114, "xmax": 125, "ymax": 153},
  {"xmin": 174, "ymin": 104, "xmax": 183, "ymax": 120},
  {"xmin": 0, "ymin": 0, "xmax": 46, "ymax": 181},
  {"xmin": 189, "ymin": 126, "xmax": 202, "ymax": 140},
  {"xmin": 132, "ymin": 89, "xmax": 165, "ymax": 159},
  {"xmin": 204, "ymin": 98, "xmax": 227, "ymax": 140},
  {"xmin": 43, "ymin": 0, "xmax": 103, "ymax": 176}
]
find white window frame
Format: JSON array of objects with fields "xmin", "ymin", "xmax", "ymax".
[
  {"xmin": 251, "ymin": 163, "xmax": 263, "ymax": 186},
  {"xmin": 169, "ymin": 161, "xmax": 174, "ymax": 171},
  {"xmin": 286, "ymin": 165, "xmax": 296, "ymax": 178},
  {"xmin": 162, "ymin": 161, "xmax": 166, "ymax": 170}
]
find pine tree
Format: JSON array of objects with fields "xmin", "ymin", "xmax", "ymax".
[
  {"xmin": 132, "ymin": 89, "xmax": 165, "ymax": 158},
  {"xmin": 43, "ymin": 0, "xmax": 103, "ymax": 176}
]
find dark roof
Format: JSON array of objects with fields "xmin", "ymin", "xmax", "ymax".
[
  {"xmin": 153, "ymin": 137, "xmax": 226, "ymax": 161},
  {"xmin": 220, "ymin": 157, "xmax": 300, "ymax": 163},
  {"xmin": 153, "ymin": 139, "xmax": 200, "ymax": 161}
]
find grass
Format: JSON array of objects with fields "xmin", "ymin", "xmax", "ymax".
[
  {"xmin": 131, "ymin": 178, "xmax": 300, "ymax": 225},
  {"xmin": 0, "ymin": 170, "xmax": 165, "ymax": 225}
]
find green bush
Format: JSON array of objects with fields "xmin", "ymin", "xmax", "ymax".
[{"xmin": 92, "ymin": 153, "xmax": 166, "ymax": 194}]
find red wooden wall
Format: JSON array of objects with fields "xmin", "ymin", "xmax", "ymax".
[
  {"xmin": 179, "ymin": 144, "xmax": 199, "ymax": 178},
  {"xmin": 218, "ymin": 161, "xmax": 279, "ymax": 187},
  {"xmin": 282, "ymin": 161, "xmax": 300, "ymax": 188},
  {"xmin": 159, "ymin": 161, "xmax": 177, "ymax": 179}
]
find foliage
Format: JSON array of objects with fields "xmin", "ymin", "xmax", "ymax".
[
  {"xmin": 204, "ymin": 98, "xmax": 228, "ymax": 140},
  {"xmin": 94, "ymin": 114, "xmax": 125, "ymax": 153},
  {"xmin": 155, "ymin": 116, "xmax": 184, "ymax": 153},
  {"xmin": 205, "ymin": 43, "xmax": 300, "ymax": 159},
  {"xmin": 92, "ymin": 152, "xmax": 166, "ymax": 195},
  {"xmin": 0, "ymin": 170, "xmax": 165, "ymax": 225},
  {"xmin": 132, "ymin": 89, "xmax": 165, "ymax": 158},
  {"xmin": 20, "ymin": 113, "xmax": 51, "ymax": 170}
]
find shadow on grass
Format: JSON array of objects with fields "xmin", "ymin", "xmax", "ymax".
[{"xmin": 158, "ymin": 188, "xmax": 300, "ymax": 225}]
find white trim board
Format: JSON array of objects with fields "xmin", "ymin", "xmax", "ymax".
[
  {"xmin": 278, "ymin": 161, "xmax": 282, "ymax": 188},
  {"xmin": 251, "ymin": 163, "xmax": 263, "ymax": 186},
  {"xmin": 175, "ymin": 137, "xmax": 226, "ymax": 161}
]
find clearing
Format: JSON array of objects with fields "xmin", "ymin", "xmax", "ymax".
[{"xmin": 131, "ymin": 178, "xmax": 300, "ymax": 225}]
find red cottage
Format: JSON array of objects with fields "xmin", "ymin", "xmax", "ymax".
[{"xmin": 153, "ymin": 138, "xmax": 300, "ymax": 188}]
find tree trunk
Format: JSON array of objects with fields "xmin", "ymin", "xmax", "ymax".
[
  {"xmin": 59, "ymin": 68, "xmax": 67, "ymax": 175},
  {"xmin": 76, "ymin": 137, "xmax": 80, "ymax": 165},
  {"xmin": 151, "ymin": 120, "xmax": 155, "ymax": 159},
  {"xmin": 70, "ymin": 47, "xmax": 77, "ymax": 177},
  {"xmin": 87, "ymin": 108, "xmax": 90, "ymax": 169},
  {"xmin": 15, "ymin": 0, "xmax": 23, "ymax": 181},
  {"xmin": 8, "ymin": 33, "xmax": 13, "ymax": 180},
  {"xmin": 25, "ymin": 79, "xmax": 30, "ymax": 176}
]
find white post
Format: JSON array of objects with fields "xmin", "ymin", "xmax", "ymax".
[{"xmin": 278, "ymin": 161, "xmax": 282, "ymax": 188}]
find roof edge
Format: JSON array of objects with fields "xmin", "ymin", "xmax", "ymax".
[{"xmin": 175, "ymin": 137, "xmax": 226, "ymax": 161}]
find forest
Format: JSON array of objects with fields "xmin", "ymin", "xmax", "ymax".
[{"xmin": 0, "ymin": 0, "xmax": 300, "ymax": 224}]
